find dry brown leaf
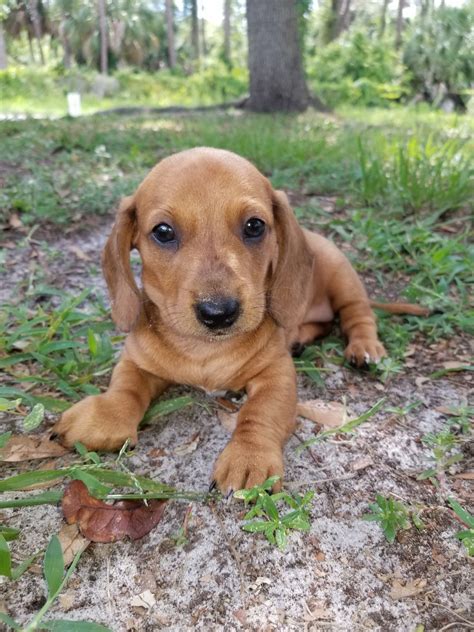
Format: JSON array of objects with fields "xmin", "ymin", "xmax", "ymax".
[
  {"xmin": 415, "ymin": 376, "xmax": 429, "ymax": 388},
  {"xmin": 69, "ymin": 245, "xmax": 91, "ymax": 261},
  {"xmin": 217, "ymin": 409, "xmax": 238, "ymax": 433},
  {"xmin": 0, "ymin": 436, "xmax": 68, "ymax": 462},
  {"xmin": 453, "ymin": 471, "xmax": 474, "ymax": 480},
  {"xmin": 297, "ymin": 399, "xmax": 346, "ymax": 428},
  {"xmin": 8, "ymin": 213, "xmax": 23, "ymax": 229},
  {"xmin": 442, "ymin": 361, "xmax": 468, "ymax": 370},
  {"xmin": 130, "ymin": 590, "xmax": 156, "ymax": 609},
  {"xmin": 435, "ymin": 406, "xmax": 460, "ymax": 416},
  {"xmin": 173, "ymin": 432, "xmax": 200, "ymax": 456},
  {"xmin": 57, "ymin": 523, "xmax": 90, "ymax": 567},
  {"xmin": 233, "ymin": 609, "xmax": 248, "ymax": 626},
  {"xmin": 390, "ymin": 578, "xmax": 427, "ymax": 600},
  {"xmin": 58, "ymin": 591, "xmax": 75, "ymax": 611},
  {"xmin": 351, "ymin": 456, "xmax": 373, "ymax": 472},
  {"xmin": 62, "ymin": 480, "xmax": 167, "ymax": 543}
]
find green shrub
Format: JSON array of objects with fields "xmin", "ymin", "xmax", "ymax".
[
  {"xmin": 403, "ymin": 6, "xmax": 474, "ymax": 101},
  {"xmin": 308, "ymin": 30, "xmax": 410, "ymax": 107}
]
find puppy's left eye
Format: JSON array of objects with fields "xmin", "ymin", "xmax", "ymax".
[{"xmin": 243, "ymin": 217, "xmax": 265, "ymax": 240}]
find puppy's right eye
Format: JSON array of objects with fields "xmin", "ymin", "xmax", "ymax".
[{"xmin": 151, "ymin": 223, "xmax": 176, "ymax": 245}]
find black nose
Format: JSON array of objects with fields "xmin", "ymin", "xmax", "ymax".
[{"xmin": 195, "ymin": 297, "xmax": 240, "ymax": 330}]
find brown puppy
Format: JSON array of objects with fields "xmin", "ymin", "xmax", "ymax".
[{"xmin": 53, "ymin": 148, "xmax": 420, "ymax": 492}]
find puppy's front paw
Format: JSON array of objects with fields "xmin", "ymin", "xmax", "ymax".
[
  {"xmin": 53, "ymin": 394, "xmax": 139, "ymax": 451},
  {"xmin": 344, "ymin": 338, "xmax": 387, "ymax": 366},
  {"xmin": 212, "ymin": 440, "xmax": 284, "ymax": 494}
]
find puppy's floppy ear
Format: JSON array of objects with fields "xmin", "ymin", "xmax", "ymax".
[
  {"xmin": 269, "ymin": 189, "xmax": 313, "ymax": 328},
  {"xmin": 102, "ymin": 195, "xmax": 141, "ymax": 332}
]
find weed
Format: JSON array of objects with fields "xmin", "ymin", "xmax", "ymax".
[
  {"xmin": 418, "ymin": 428, "xmax": 465, "ymax": 483},
  {"xmin": 363, "ymin": 495, "xmax": 423, "ymax": 543},
  {"xmin": 0, "ymin": 535, "xmax": 112, "ymax": 631},
  {"xmin": 297, "ymin": 397, "xmax": 385, "ymax": 451},
  {"xmin": 234, "ymin": 477, "xmax": 314, "ymax": 550},
  {"xmin": 448, "ymin": 498, "xmax": 474, "ymax": 556}
]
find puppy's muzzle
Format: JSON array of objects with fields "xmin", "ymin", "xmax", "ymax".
[{"xmin": 194, "ymin": 297, "xmax": 240, "ymax": 330}]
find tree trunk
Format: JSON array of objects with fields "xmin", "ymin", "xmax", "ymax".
[
  {"xmin": 29, "ymin": 0, "xmax": 45, "ymax": 65},
  {"xmin": 200, "ymin": 2, "xmax": 207, "ymax": 57},
  {"xmin": 378, "ymin": 0, "xmax": 389, "ymax": 38},
  {"xmin": 98, "ymin": 0, "xmax": 108, "ymax": 74},
  {"xmin": 27, "ymin": 30, "xmax": 36, "ymax": 63},
  {"xmin": 60, "ymin": 19, "xmax": 72, "ymax": 68},
  {"xmin": 165, "ymin": 0, "xmax": 176, "ymax": 68},
  {"xmin": 0, "ymin": 22, "xmax": 7, "ymax": 69},
  {"xmin": 246, "ymin": 0, "xmax": 310, "ymax": 112},
  {"xmin": 395, "ymin": 0, "xmax": 404, "ymax": 49},
  {"xmin": 223, "ymin": 0, "xmax": 231, "ymax": 67},
  {"xmin": 191, "ymin": 0, "xmax": 199, "ymax": 60}
]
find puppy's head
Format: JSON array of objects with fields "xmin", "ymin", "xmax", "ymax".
[{"xmin": 102, "ymin": 148, "xmax": 313, "ymax": 339}]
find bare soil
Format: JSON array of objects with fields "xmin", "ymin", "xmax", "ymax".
[{"xmin": 0, "ymin": 213, "xmax": 472, "ymax": 631}]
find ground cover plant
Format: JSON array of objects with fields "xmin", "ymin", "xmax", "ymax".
[{"xmin": 0, "ymin": 107, "xmax": 472, "ymax": 629}]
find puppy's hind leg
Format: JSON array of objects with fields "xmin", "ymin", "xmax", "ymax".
[{"xmin": 53, "ymin": 353, "xmax": 169, "ymax": 451}]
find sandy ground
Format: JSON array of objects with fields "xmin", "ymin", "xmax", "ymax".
[{"xmin": 0, "ymin": 214, "xmax": 472, "ymax": 631}]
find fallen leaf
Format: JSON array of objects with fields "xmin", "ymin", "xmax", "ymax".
[
  {"xmin": 435, "ymin": 406, "xmax": 460, "ymax": 416},
  {"xmin": 390, "ymin": 578, "xmax": 427, "ymax": 600},
  {"xmin": 147, "ymin": 447, "xmax": 167, "ymax": 458},
  {"xmin": 217, "ymin": 409, "xmax": 238, "ymax": 433},
  {"xmin": 233, "ymin": 609, "xmax": 247, "ymax": 625},
  {"xmin": 0, "ymin": 436, "xmax": 68, "ymax": 462},
  {"xmin": 12, "ymin": 340, "xmax": 30, "ymax": 351},
  {"xmin": 130, "ymin": 590, "xmax": 156, "ymax": 610},
  {"xmin": 453, "ymin": 471, "xmax": 474, "ymax": 480},
  {"xmin": 173, "ymin": 432, "xmax": 200, "ymax": 456},
  {"xmin": 297, "ymin": 399, "xmax": 347, "ymax": 428},
  {"xmin": 351, "ymin": 456, "xmax": 373, "ymax": 471},
  {"xmin": 9, "ymin": 213, "xmax": 22, "ymax": 229},
  {"xmin": 58, "ymin": 591, "xmax": 75, "ymax": 611},
  {"xmin": 442, "ymin": 361, "xmax": 468, "ymax": 370},
  {"xmin": 415, "ymin": 376, "xmax": 429, "ymax": 388},
  {"xmin": 62, "ymin": 480, "xmax": 167, "ymax": 543},
  {"xmin": 69, "ymin": 245, "xmax": 91, "ymax": 261},
  {"xmin": 57, "ymin": 523, "xmax": 90, "ymax": 567}
]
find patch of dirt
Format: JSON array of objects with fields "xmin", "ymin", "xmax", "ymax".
[{"xmin": 0, "ymin": 214, "xmax": 472, "ymax": 631}]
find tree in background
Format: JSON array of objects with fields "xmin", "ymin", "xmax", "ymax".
[
  {"xmin": 165, "ymin": 0, "xmax": 176, "ymax": 68},
  {"xmin": 97, "ymin": 0, "xmax": 107, "ymax": 74},
  {"xmin": 246, "ymin": 0, "xmax": 310, "ymax": 112},
  {"xmin": 222, "ymin": 0, "xmax": 231, "ymax": 66}
]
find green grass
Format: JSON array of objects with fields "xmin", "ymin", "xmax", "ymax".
[{"xmin": 0, "ymin": 106, "xmax": 472, "ymax": 403}]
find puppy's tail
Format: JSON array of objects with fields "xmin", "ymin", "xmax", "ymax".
[{"xmin": 370, "ymin": 301, "xmax": 431, "ymax": 317}]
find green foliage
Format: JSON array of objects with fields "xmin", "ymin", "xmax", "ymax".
[
  {"xmin": 448, "ymin": 498, "xmax": 474, "ymax": 556},
  {"xmin": 363, "ymin": 495, "xmax": 413, "ymax": 543},
  {"xmin": 298, "ymin": 398, "xmax": 386, "ymax": 451},
  {"xmin": 234, "ymin": 477, "xmax": 314, "ymax": 550},
  {"xmin": 403, "ymin": 6, "xmax": 474, "ymax": 99},
  {"xmin": 0, "ymin": 289, "xmax": 118, "ymax": 405},
  {"xmin": 0, "ymin": 65, "xmax": 248, "ymax": 115},
  {"xmin": 357, "ymin": 135, "xmax": 473, "ymax": 214},
  {"xmin": 308, "ymin": 30, "xmax": 409, "ymax": 107}
]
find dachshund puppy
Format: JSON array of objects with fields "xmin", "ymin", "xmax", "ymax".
[{"xmin": 53, "ymin": 148, "xmax": 424, "ymax": 492}]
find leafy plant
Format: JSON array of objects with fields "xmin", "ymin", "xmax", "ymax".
[
  {"xmin": 297, "ymin": 398, "xmax": 385, "ymax": 451},
  {"xmin": 448, "ymin": 498, "xmax": 474, "ymax": 557},
  {"xmin": 363, "ymin": 495, "xmax": 413, "ymax": 543},
  {"xmin": 0, "ymin": 535, "xmax": 112, "ymax": 631},
  {"xmin": 234, "ymin": 477, "xmax": 314, "ymax": 550},
  {"xmin": 418, "ymin": 428, "xmax": 465, "ymax": 483}
]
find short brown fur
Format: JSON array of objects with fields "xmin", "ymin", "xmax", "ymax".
[{"xmin": 54, "ymin": 148, "xmax": 420, "ymax": 492}]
